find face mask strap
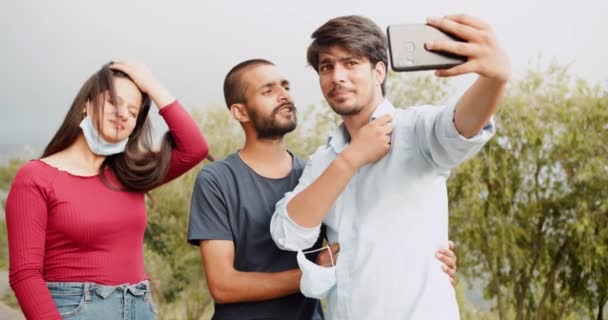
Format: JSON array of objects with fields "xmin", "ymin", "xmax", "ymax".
[{"xmin": 302, "ymin": 245, "xmax": 335, "ymax": 267}]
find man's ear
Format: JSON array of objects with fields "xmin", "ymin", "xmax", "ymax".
[
  {"xmin": 373, "ymin": 61, "xmax": 387, "ymax": 87},
  {"xmin": 230, "ymin": 103, "xmax": 249, "ymax": 123}
]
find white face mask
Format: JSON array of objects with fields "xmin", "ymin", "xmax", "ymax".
[
  {"xmin": 297, "ymin": 246, "xmax": 337, "ymax": 299},
  {"xmin": 79, "ymin": 116, "xmax": 128, "ymax": 156}
]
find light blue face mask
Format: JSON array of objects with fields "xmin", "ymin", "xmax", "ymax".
[
  {"xmin": 79, "ymin": 116, "xmax": 128, "ymax": 156},
  {"xmin": 297, "ymin": 246, "xmax": 337, "ymax": 299}
]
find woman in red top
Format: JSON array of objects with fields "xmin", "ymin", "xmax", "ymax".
[{"xmin": 5, "ymin": 61, "xmax": 209, "ymax": 319}]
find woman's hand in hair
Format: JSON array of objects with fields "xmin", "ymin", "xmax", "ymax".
[{"xmin": 109, "ymin": 61, "xmax": 176, "ymax": 109}]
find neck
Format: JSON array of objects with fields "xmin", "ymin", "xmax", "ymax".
[
  {"xmin": 240, "ymin": 132, "xmax": 288, "ymax": 163},
  {"xmin": 66, "ymin": 134, "xmax": 107, "ymax": 171},
  {"xmin": 239, "ymin": 130, "xmax": 292, "ymax": 178},
  {"xmin": 343, "ymin": 94, "xmax": 385, "ymax": 137}
]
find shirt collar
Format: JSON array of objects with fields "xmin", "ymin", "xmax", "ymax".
[
  {"xmin": 327, "ymin": 99, "xmax": 397, "ymax": 153},
  {"xmin": 370, "ymin": 99, "xmax": 397, "ymax": 120}
]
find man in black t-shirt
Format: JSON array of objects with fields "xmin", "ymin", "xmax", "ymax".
[
  {"xmin": 187, "ymin": 59, "xmax": 457, "ymax": 320},
  {"xmin": 188, "ymin": 59, "xmax": 330, "ymax": 320}
]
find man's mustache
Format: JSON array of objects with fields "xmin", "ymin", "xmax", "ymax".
[
  {"xmin": 272, "ymin": 102, "xmax": 296, "ymax": 115},
  {"xmin": 329, "ymin": 85, "xmax": 355, "ymax": 97}
]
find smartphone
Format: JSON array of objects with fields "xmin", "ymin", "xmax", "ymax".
[{"xmin": 387, "ymin": 24, "xmax": 467, "ymax": 72}]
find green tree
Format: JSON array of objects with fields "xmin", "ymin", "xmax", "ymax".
[
  {"xmin": 448, "ymin": 63, "xmax": 608, "ymax": 319},
  {"xmin": 144, "ymin": 106, "xmax": 241, "ymax": 319},
  {"xmin": 0, "ymin": 159, "xmax": 25, "ymax": 192},
  {"xmin": 0, "ymin": 158, "xmax": 26, "ymax": 270},
  {"xmin": 558, "ymin": 77, "xmax": 608, "ymax": 320},
  {"xmin": 387, "ymin": 70, "xmax": 452, "ymax": 106}
]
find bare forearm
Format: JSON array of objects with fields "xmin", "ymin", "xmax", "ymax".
[
  {"xmin": 287, "ymin": 114, "xmax": 392, "ymax": 228},
  {"xmin": 287, "ymin": 153, "xmax": 356, "ymax": 228},
  {"xmin": 454, "ymin": 76, "xmax": 506, "ymax": 138},
  {"xmin": 212, "ymin": 269, "xmax": 302, "ymax": 304}
]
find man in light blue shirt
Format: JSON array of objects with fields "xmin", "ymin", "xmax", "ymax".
[{"xmin": 270, "ymin": 14, "xmax": 509, "ymax": 319}]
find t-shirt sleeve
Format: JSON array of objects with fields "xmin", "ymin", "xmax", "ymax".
[
  {"xmin": 270, "ymin": 154, "xmax": 324, "ymax": 251},
  {"xmin": 187, "ymin": 167, "xmax": 233, "ymax": 246}
]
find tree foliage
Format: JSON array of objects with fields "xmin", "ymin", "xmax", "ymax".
[{"xmin": 448, "ymin": 63, "xmax": 608, "ymax": 320}]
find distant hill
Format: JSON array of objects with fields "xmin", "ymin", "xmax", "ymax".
[{"xmin": 0, "ymin": 144, "xmax": 40, "ymax": 165}]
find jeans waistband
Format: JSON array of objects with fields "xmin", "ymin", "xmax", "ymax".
[{"xmin": 47, "ymin": 279, "xmax": 152, "ymax": 299}]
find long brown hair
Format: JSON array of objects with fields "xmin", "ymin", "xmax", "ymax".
[{"xmin": 42, "ymin": 62, "xmax": 174, "ymax": 192}]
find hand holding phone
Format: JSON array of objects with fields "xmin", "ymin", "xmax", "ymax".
[
  {"xmin": 423, "ymin": 15, "xmax": 510, "ymax": 82},
  {"xmin": 387, "ymin": 24, "xmax": 467, "ymax": 72}
]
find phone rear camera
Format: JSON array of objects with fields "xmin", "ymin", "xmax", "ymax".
[{"xmin": 405, "ymin": 41, "xmax": 415, "ymax": 52}]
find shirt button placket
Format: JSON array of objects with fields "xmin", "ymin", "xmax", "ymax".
[{"xmin": 337, "ymin": 172, "xmax": 358, "ymax": 319}]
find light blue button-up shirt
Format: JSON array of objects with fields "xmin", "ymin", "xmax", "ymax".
[{"xmin": 271, "ymin": 100, "xmax": 495, "ymax": 320}]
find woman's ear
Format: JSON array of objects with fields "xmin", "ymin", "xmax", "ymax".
[{"xmin": 83, "ymin": 100, "xmax": 90, "ymax": 115}]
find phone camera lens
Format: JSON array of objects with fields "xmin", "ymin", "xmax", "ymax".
[{"xmin": 405, "ymin": 41, "xmax": 415, "ymax": 52}]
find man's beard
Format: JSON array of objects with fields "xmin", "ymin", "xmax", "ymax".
[
  {"xmin": 250, "ymin": 103, "xmax": 297, "ymax": 139},
  {"xmin": 330, "ymin": 102, "xmax": 364, "ymax": 116},
  {"xmin": 327, "ymin": 85, "xmax": 363, "ymax": 116}
]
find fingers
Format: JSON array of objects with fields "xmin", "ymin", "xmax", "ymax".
[
  {"xmin": 426, "ymin": 16, "xmax": 481, "ymax": 43},
  {"xmin": 108, "ymin": 61, "xmax": 147, "ymax": 76},
  {"xmin": 425, "ymin": 40, "xmax": 478, "ymax": 58},
  {"xmin": 437, "ymin": 248, "xmax": 456, "ymax": 261},
  {"xmin": 441, "ymin": 264, "xmax": 456, "ymax": 280},
  {"xmin": 108, "ymin": 61, "xmax": 130, "ymax": 73},
  {"xmin": 328, "ymin": 242, "xmax": 341, "ymax": 255},
  {"xmin": 443, "ymin": 264, "xmax": 456, "ymax": 287},
  {"xmin": 434, "ymin": 61, "xmax": 477, "ymax": 77},
  {"xmin": 368, "ymin": 114, "xmax": 393, "ymax": 141},
  {"xmin": 438, "ymin": 248, "xmax": 457, "ymax": 287},
  {"xmin": 437, "ymin": 244, "xmax": 457, "ymax": 287},
  {"xmin": 328, "ymin": 243, "xmax": 340, "ymax": 265},
  {"xmin": 316, "ymin": 246, "xmax": 339, "ymax": 267},
  {"xmin": 427, "ymin": 15, "xmax": 490, "ymax": 40},
  {"xmin": 372, "ymin": 115, "xmax": 393, "ymax": 133},
  {"xmin": 108, "ymin": 61, "xmax": 142, "ymax": 81},
  {"xmin": 380, "ymin": 124, "xmax": 393, "ymax": 136},
  {"xmin": 436, "ymin": 249, "xmax": 457, "ymax": 271},
  {"xmin": 443, "ymin": 14, "xmax": 491, "ymax": 31},
  {"xmin": 426, "ymin": 14, "xmax": 508, "ymax": 81},
  {"xmin": 436, "ymin": 253, "xmax": 456, "ymax": 270},
  {"xmin": 373, "ymin": 114, "xmax": 393, "ymax": 125}
]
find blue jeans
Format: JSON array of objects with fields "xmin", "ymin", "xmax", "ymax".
[{"xmin": 47, "ymin": 280, "xmax": 157, "ymax": 319}]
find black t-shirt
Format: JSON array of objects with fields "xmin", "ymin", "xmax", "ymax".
[{"xmin": 188, "ymin": 152, "xmax": 324, "ymax": 320}]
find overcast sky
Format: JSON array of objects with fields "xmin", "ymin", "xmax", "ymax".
[{"xmin": 1, "ymin": 0, "xmax": 606, "ymax": 148}]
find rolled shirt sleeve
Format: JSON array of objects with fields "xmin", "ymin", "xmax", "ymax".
[
  {"xmin": 270, "ymin": 159, "xmax": 323, "ymax": 251},
  {"xmin": 414, "ymin": 104, "xmax": 495, "ymax": 170}
]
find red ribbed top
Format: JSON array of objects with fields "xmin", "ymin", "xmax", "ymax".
[{"xmin": 6, "ymin": 100, "xmax": 208, "ymax": 319}]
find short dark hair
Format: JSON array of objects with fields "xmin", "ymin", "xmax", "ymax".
[
  {"xmin": 223, "ymin": 59, "xmax": 275, "ymax": 109},
  {"xmin": 306, "ymin": 15, "xmax": 388, "ymax": 94}
]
